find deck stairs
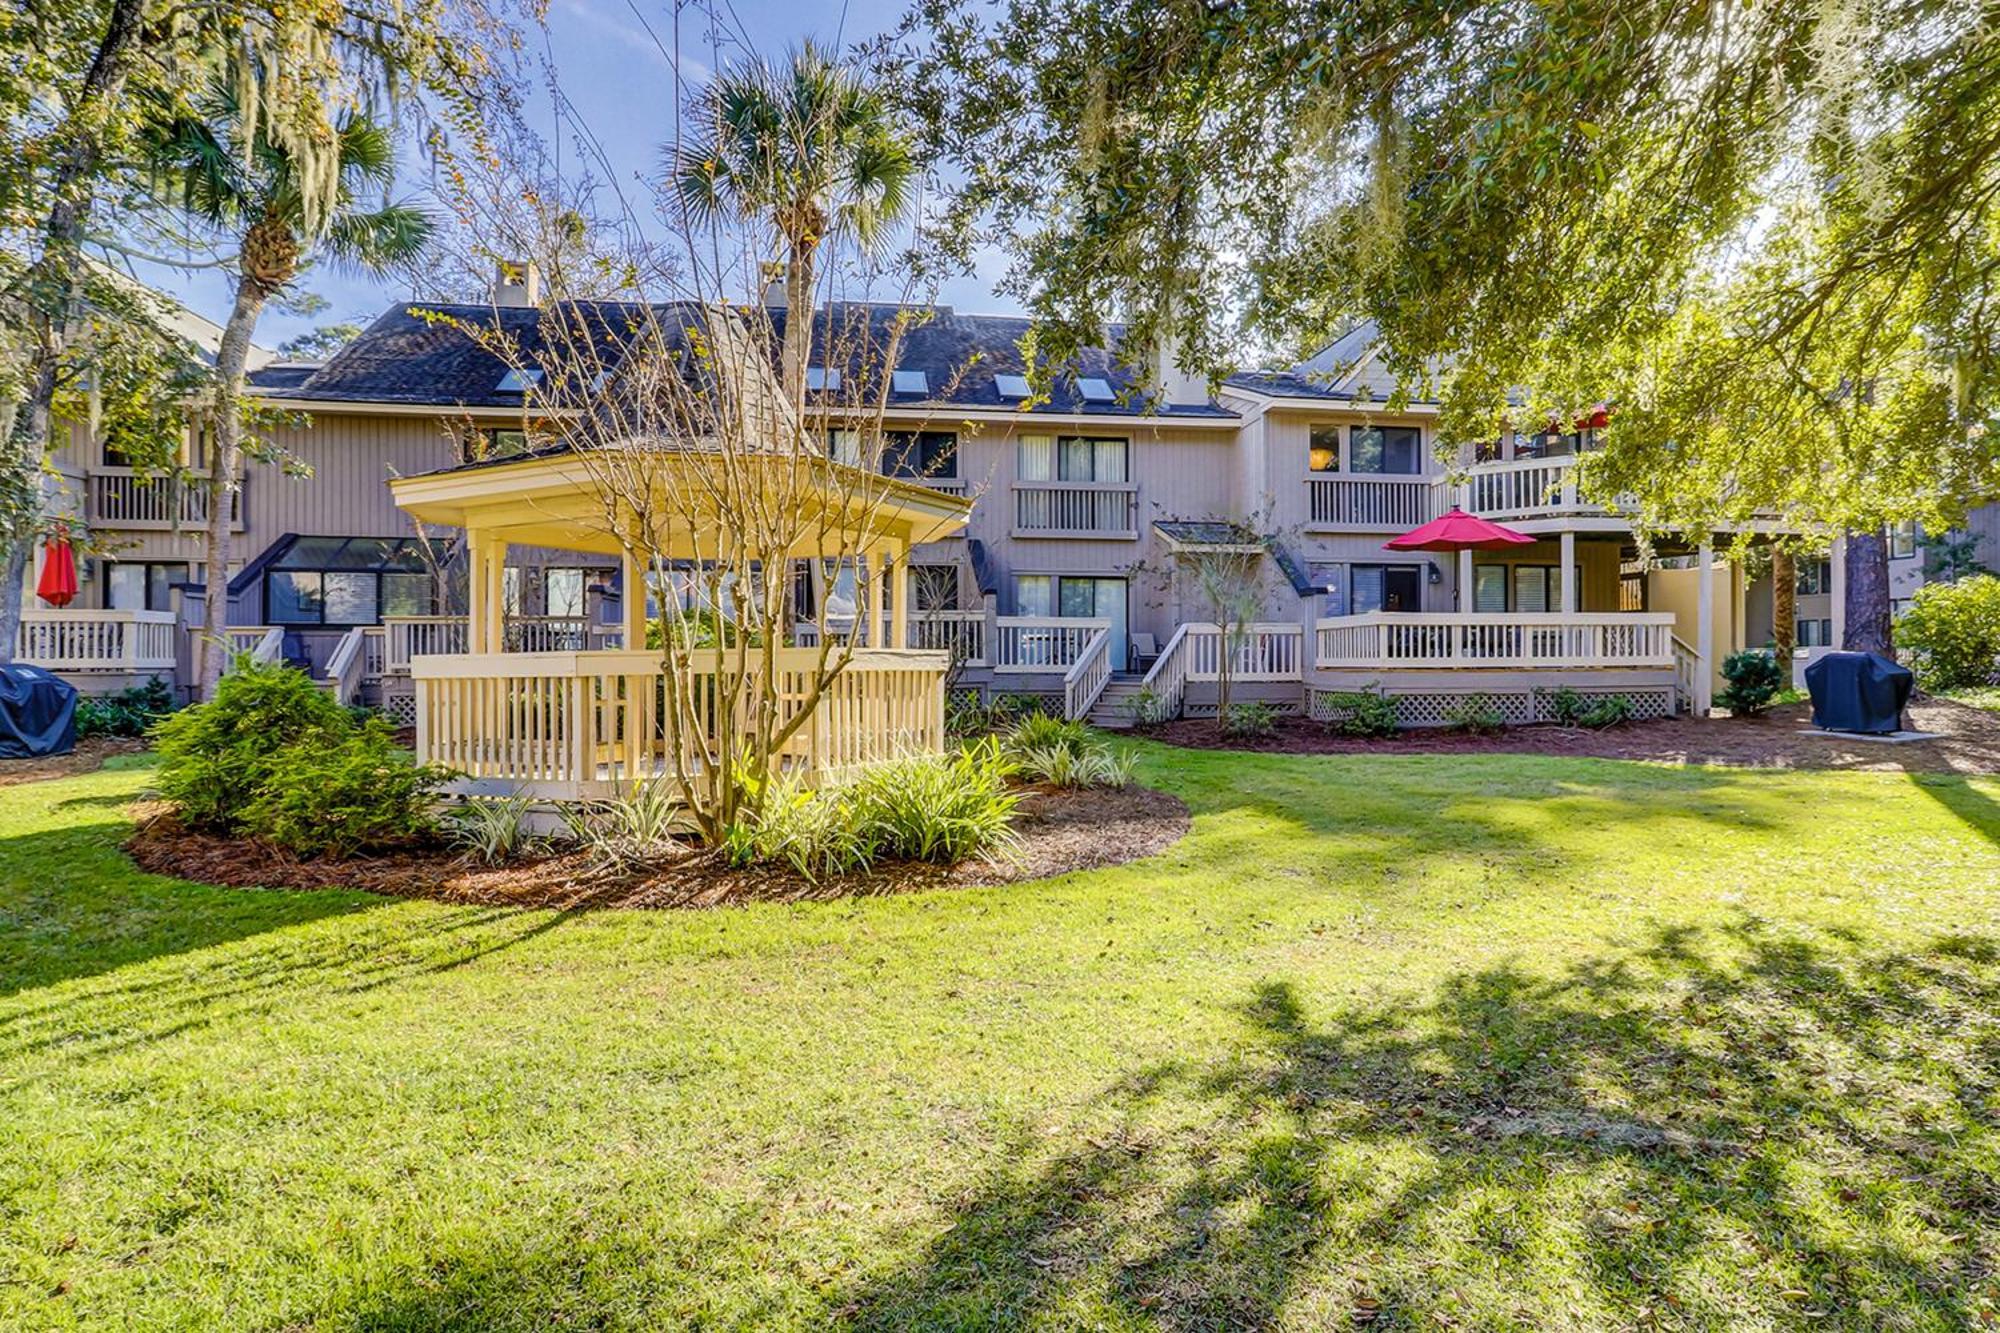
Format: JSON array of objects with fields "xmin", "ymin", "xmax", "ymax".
[{"xmin": 1088, "ymin": 673, "xmax": 1150, "ymax": 729}]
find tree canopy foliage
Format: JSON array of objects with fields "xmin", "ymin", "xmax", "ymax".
[{"xmin": 908, "ymin": 0, "xmax": 2000, "ymax": 537}]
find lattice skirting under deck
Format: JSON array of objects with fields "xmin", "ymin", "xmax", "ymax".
[{"xmin": 1309, "ymin": 684, "xmax": 1677, "ymax": 729}]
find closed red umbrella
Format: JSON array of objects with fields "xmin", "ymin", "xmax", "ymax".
[
  {"xmin": 1384, "ymin": 507, "xmax": 1537, "ymax": 552},
  {"xmin": 35, "ymin": 535, "xmax": 78, "ymax": 607}
]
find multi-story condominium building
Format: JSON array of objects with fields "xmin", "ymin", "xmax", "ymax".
[{"xmin": 18, "ymin": 273, "xmax": 1995, "ymax": 727}]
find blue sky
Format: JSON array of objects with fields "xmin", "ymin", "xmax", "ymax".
[{"xmin": 139, "ymin": 0, "xmax": 1021, "ymax": 354}]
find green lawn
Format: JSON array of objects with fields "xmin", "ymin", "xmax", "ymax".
[
  {"xmin": 1947, "ymin": 686, "xmax": 2000, "ymax": 713},
  {"xmin": 4, "ymin": 750, "xmax": 1999, "ymax": 1331}
]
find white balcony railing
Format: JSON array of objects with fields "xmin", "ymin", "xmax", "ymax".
[
  {"xmin": 88, "ymin": 467, "xmax": 242, "ymax": 530},
  {"xmin": 993, "ymin": 616, "xmax": 1110, "ymax": 673},
  {"xmin": 18, "ymin": 609, "xmax": 178, "ymax": 672},
  {"xmin": 1012, "ymin": 482, "xmax": 1138, "ymax": 537},
  {"xmin": 1315, "ymin": 612, "xmax": 1678, "ymax": 670},
  {"xmin": 1459, "ymin": 455, "xmax": 1640, "ymax": 522},
  {"xmin": 1305, "ymin": 475, "xmax": 1447, "ymax": 530}
]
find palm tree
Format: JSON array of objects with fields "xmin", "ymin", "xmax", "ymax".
[
  {"xmin": 673, "ymin": 42, "xmax": 916, "ymax": 400},
  {"xmin": 144, "ymin": 84, "xmax": 432, "ymax": 696}
]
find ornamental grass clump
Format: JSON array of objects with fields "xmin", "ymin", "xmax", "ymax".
[{"xmin": 724, "ymin": 739, "xmax": 1020, "ymax": 880}]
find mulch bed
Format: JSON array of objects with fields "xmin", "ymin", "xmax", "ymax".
[
  {"xmin": 1147, "ymin": 696, "xmax": 2000, "ymax": 775},
  {"xmin": 123, "ymin": 782, "xmax": 1191, "ymax": 910},
  {"xmin": 0, "ymin": 737, "xmax": 146, "ymax": 788}
]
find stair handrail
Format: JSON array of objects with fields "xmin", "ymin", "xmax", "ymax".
[
  {"xmin": 324, "ymin": 625, "xmax": 368, "ymax": 706},
  {"xmin": 1669, "ymin": 633, "xmax": 1701, "ymax": 715},
  {"xmin": 1138, "ymin": 622, "xmax": 1194, "ymax": 720},
  {"xmin": 1062, "ymin": 625, "xmax": 1115, "ymax": 720}
]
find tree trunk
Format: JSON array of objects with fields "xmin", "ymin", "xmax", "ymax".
[
  {"xmin": 779, "ymin": 239, "xmax": 815, "ymax": 410},
  {"xmin": 195, "ymin": 277, "xmax": 270, "ymax": 698},
  {"xmin": 1771, "ymin": 546, "xmax": 1796, "ymax": 666},
  {"xmin": 0, "ymin": 0, "xmax": 150, "ymax": 663},
  {"xmin": 1842, "ymin": 529, "xmax": 1895, "ymax": 657}
]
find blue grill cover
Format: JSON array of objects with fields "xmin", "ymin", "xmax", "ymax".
[
  {"xmin": 0, "ymin": 664, "xmax": 78, "ymax": 758},
  {"xmin": 1805, "ymin": 651, "xmax": 1913, "ymax": 735}
]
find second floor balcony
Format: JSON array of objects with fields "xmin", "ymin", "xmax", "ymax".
[
  {"xmin": 89, "ymin": 467, "xmax": 243, "ymax": 531},
  {"xmin": 1011, "ymin": 480, "xmax": 1139, "ymax": 539},
  {"xmin": 1306, "ymin": 454, "xmax": 1634, "ymax": 533}
]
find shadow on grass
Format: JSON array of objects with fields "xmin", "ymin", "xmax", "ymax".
[
  {"xmin": 826, "ymin": 920, "xmax": 2000, "ymax": 1331},
  {"xmin": 1908, "ymin": 772, "xmax": 2000, "ymax": 847}
]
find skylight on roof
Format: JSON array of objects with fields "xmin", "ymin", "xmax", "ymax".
[
  {"xmin": 495, "ymin": 368, "xmax": 543, "ymax": 392},
  {"xmin": 891, "ymin": 369, "xmax": 929, "ymax": 396},
  {"xmin": 806, "ymin": 367, "xmax": 841, "ymax": 392},
  {"xmin": 1077, "ymin": 376, "xmax": 1115, "ymax": 402},
  {"xmin": 994, "ymin": 374, "xmax": 1032, "ymax": 399}
]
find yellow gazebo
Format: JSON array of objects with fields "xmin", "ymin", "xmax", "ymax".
[{"xmin": 389, "ymin": 448, "xmax": 972, "ymax": 798}]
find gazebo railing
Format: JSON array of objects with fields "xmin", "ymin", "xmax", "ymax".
[{"xmin": 410, "ymin": 647, "xmax": 949, "ymax": 797}]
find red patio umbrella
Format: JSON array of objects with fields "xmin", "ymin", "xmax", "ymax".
[
  {"xmin": 1384, "ymin": 507, "xmax": 1536, "ymax": 552},
  {"xmin": 35, "ymin": 534, "xmax": 78, "ymax": 607}
]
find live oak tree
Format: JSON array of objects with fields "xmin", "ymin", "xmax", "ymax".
[
  {"xmin": 909, "ymin": 0, "xmax": 2000, "ymax": 651},
  {"xmin": 0, "ymin": 0, "xmax": 515, "ymax": 665}
]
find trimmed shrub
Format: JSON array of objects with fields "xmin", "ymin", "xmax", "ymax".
[
  {"xmin": 1578, "ymin": 694, "xmax": 1637, "ymax": 728},
  {"xmin": 151, "ymin": 660, "xmax": 354, "ymax": 830},
  {"xmin": 75, "ymin": 678, "xmax": 175, "ymax": 738},
  {"xmin": 1897, "ymin": 574, "xmax": 2000, "ymax": 690},
  {"xmin": 1324, "ymin": 687, "xmax": 1399, "ymax": 737},
  {"xmin": 238, "ymin": 721, "xmax": 452, "ymax": 859},
  {"xmin": 1717, "ymin": 648, "xmax": 1784, "ymax": 716},
  {"xmin": 1443, "ymin": 694, "xmax": 1505, "ymax": 735},
  {"xmin": 1543, "ymin": 686, "xmax": 1636, "ymax": 729},
  {"xmin": 1221, "ymin": 700, "xmax": 1279, "ymax": 738}
]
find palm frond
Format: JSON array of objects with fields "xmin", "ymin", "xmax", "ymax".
[{"xmin": 322, "ymin": 203, "xmax": 435, "ymax": 275}]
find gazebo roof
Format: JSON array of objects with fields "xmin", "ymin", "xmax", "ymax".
[{"xmin": 389, "ymin": 446, "xmax": 971, "ymax": 559}]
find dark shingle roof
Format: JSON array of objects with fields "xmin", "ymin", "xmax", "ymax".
[
  {"xmin": 778, "ymin": 305, "xmax": 1235, "ymax": 418},
  {"xmin": 257, "ymin": 298, "xmax": 1236, "ymax": 420},
  {"xmin": 258, "ymin": 301, "xmax": 696, "ymax": 409}
]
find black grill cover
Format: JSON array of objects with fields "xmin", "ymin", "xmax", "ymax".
[
  {"xmin": 1805, "ymin": 651, "xmax": 1913, "ymax": 734},
  {"xmin": 0, "ymin": 664, "xmax": 78, "ymax": 758}
]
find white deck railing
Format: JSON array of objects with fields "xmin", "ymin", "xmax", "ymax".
[
  {"xmin": 1315, "ymin": 612, "xmax": 1678, "ymax": 669},
  {"xmin": 1011, "ymin": 482, "xmax": 1137, "ymax": 537},
  {"xmin": 410, "ymin": 647, "xmax": 949, "ymax": 797},
  {"xmin": 909, "ymin": 610, "xmax": 988, "ymax": 665},
  {"xmin": 1184, "ymin": 622, "xmax": 1306, "ymax": 681},
  {"xmin": 1305, "ymin": 475, "xmax": 1447, "ymax": 529},
  {"xmin": 88, "ymin": 467, "xmax": 241, "ymax": 530},
  {"xmin": 224, "ymin": 626, "xmax": 284, "ymax": 666},
  {"xmin": 1459, "ymin": 455, "xmax": 1639, "ymax": 521},
  {"xmin": 993, "ymin": 617, "xmax": 1111, "ymax": 673},
  {"xmin": 17, "ymin": 609, "xmax": 177, "ymax": 672},
  {"xmin": 384, "ymin": 616, "xmax": 469, "ymax": 671}
]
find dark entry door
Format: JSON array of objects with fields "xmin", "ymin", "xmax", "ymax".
[{"xmin": 1382, "ymin": 566, "xmax": 1422, "ymax": 612}]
